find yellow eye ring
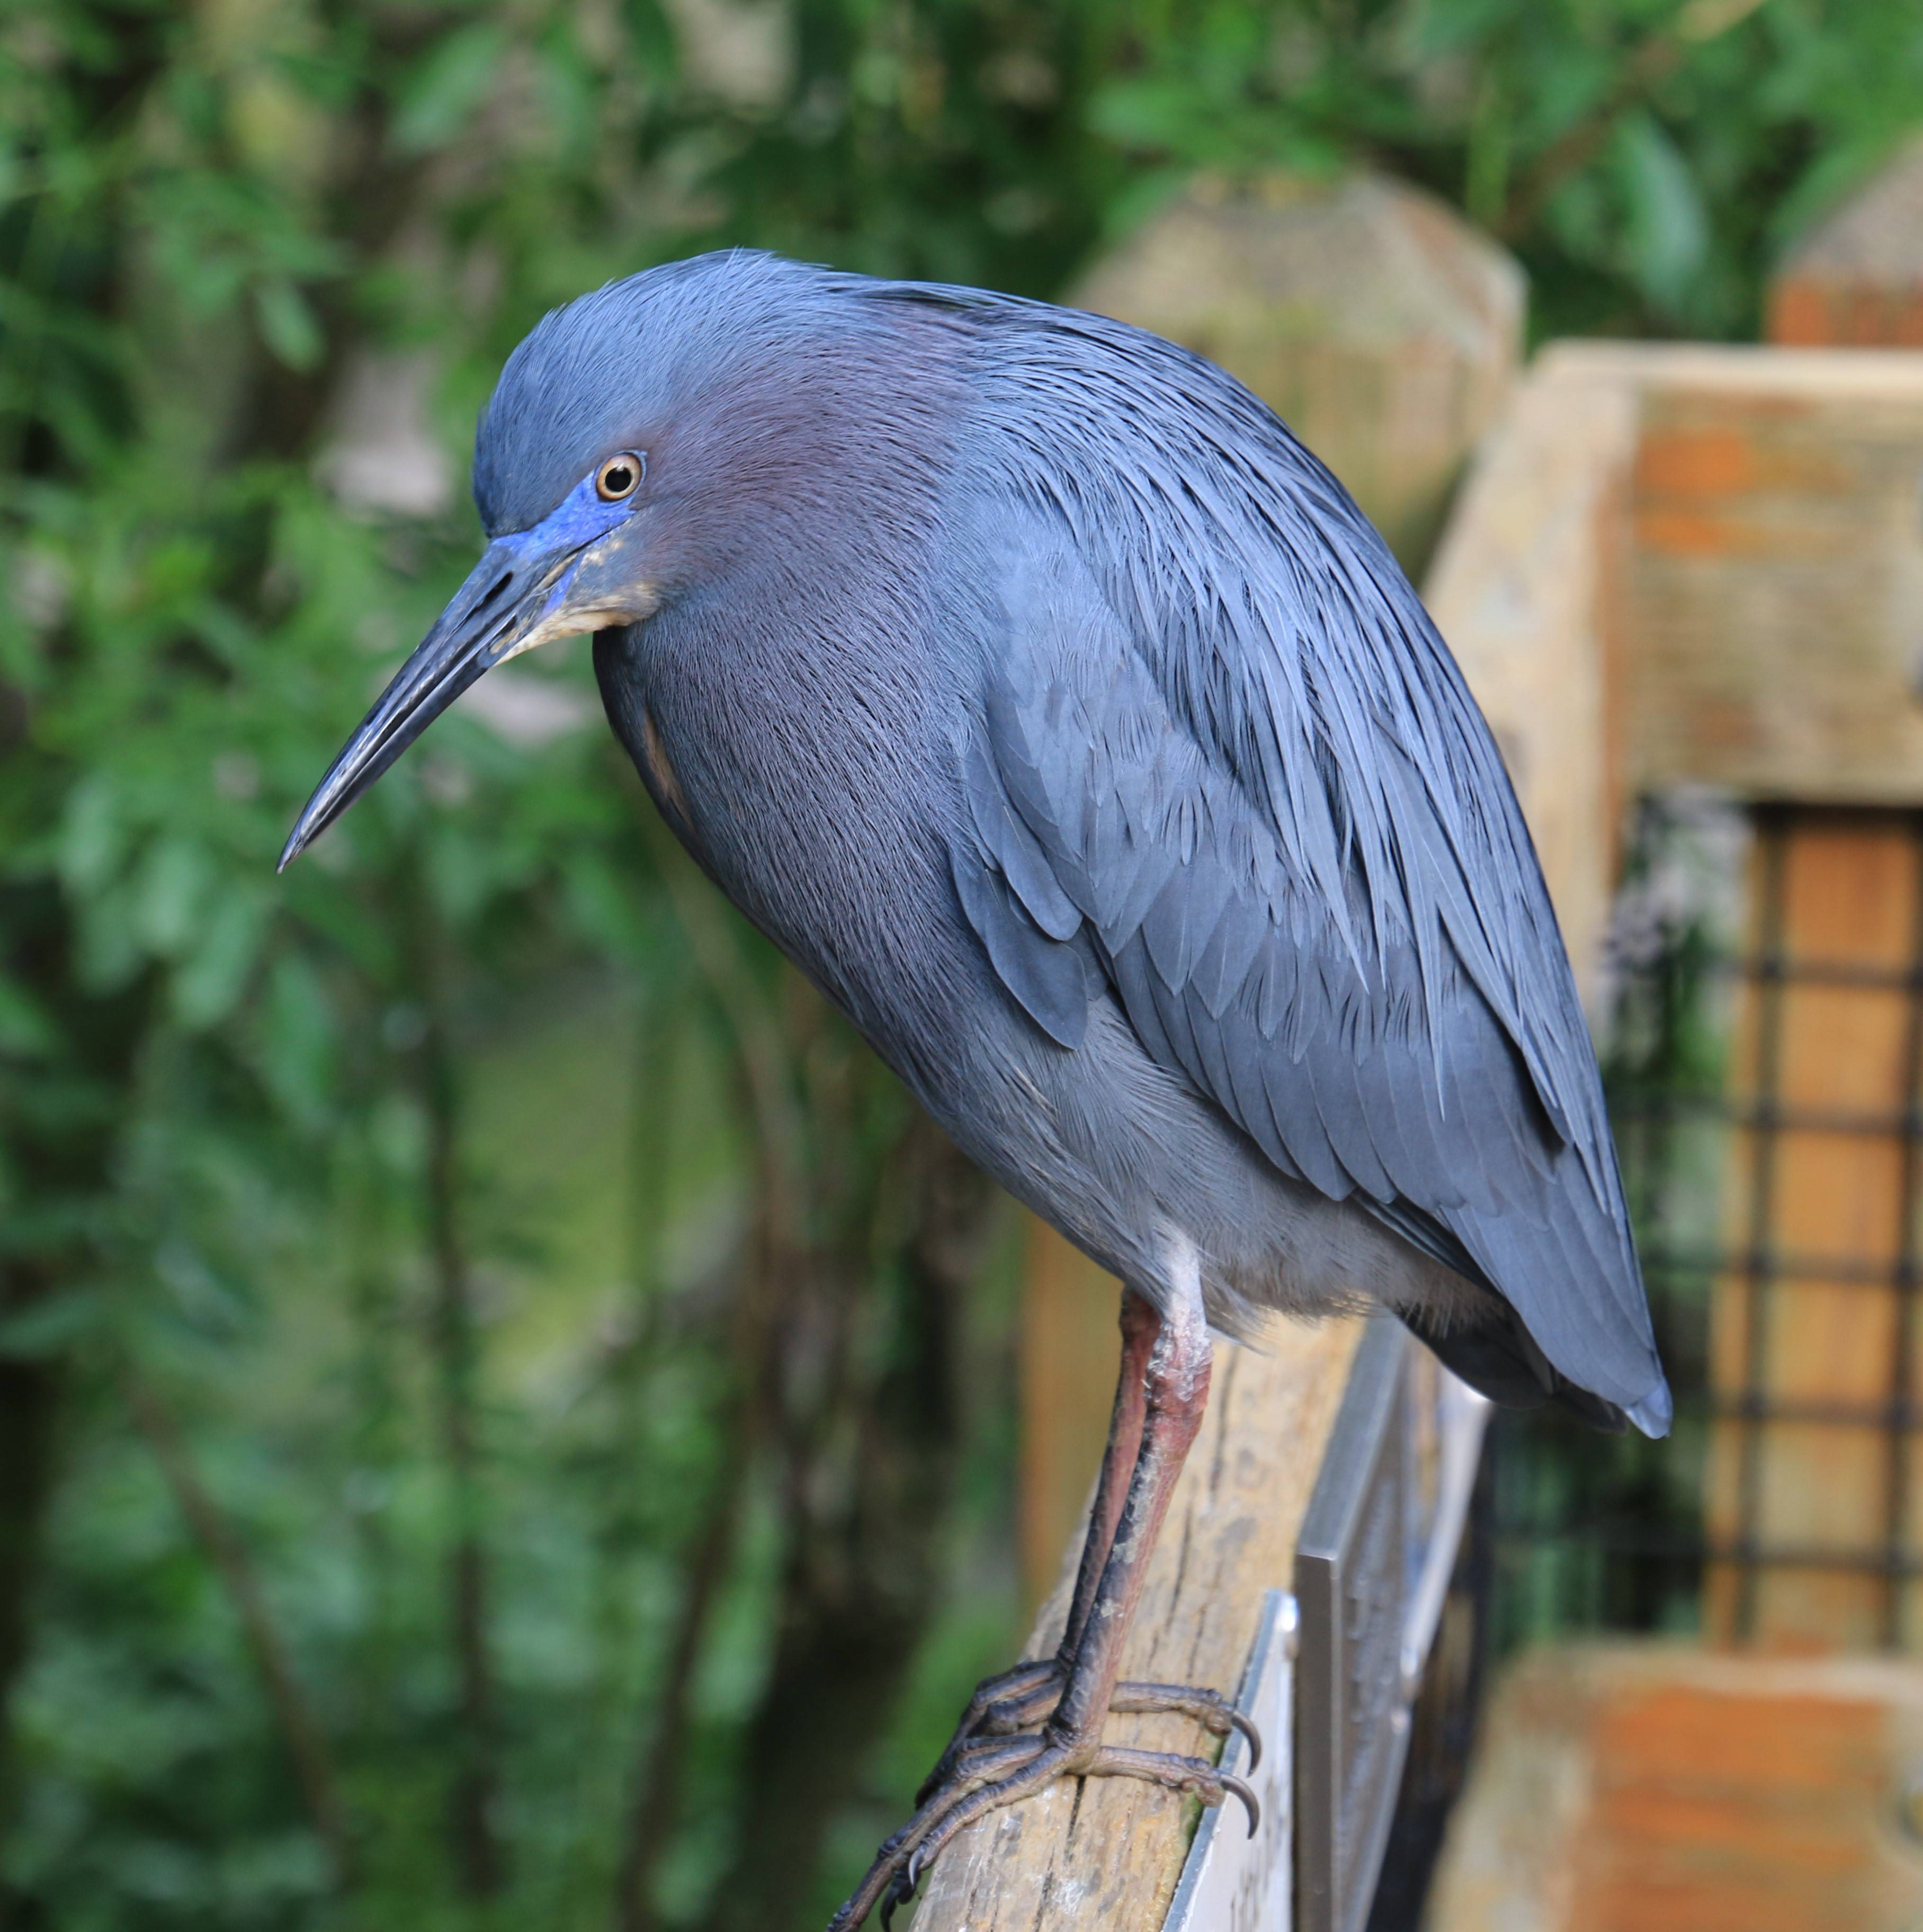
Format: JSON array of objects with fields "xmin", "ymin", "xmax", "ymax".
[{"xmin": 596, "ymin": 452, "xmax": 644, "ymax": 502}]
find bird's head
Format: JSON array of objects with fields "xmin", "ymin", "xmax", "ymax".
[{"xmin": 280, "ymin": 250, "xmax": 930, "ymax": 870}]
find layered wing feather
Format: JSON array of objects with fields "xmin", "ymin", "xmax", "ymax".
[{"xmin": 932, "ymin": 301, "xmax": 1667, "ymax": 1423}]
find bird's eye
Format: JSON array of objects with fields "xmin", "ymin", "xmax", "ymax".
[{"xmin": 596, "ymin": 453, "xmax": 644, "ymax": 502}]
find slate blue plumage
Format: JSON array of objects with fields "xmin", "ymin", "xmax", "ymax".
[{"xmin": 285, "ymin": 247, "xmax": 1670, "ymax": 1919}]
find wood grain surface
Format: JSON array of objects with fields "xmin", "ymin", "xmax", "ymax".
[{"xmin": 914, "ymin": 1313, "xmax": 1364, "ymax": 1932}]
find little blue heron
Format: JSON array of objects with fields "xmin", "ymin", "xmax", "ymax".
[{"xmin": 284, "ymin": 249, "xmax": 1668, "ymax": 1927}]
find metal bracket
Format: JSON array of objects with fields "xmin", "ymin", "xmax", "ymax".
[{"xmin": 1293, "ymin": 1316, "xmax": 1490, "ymax": 1932}]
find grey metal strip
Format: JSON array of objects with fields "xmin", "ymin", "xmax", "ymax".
[
  {"xmin": 1293, "ymin": 1315, "xmax": 1414, "ymax": 1932},
  {"xmin": 1162, "ymin": 1589, "xmax": 1298, "ymax": 1932}
]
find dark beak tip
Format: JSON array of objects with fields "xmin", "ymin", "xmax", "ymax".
[
  {"xmin": 278, "ymin": 791, "xmax": 339, "ymax": 874},
  {"xmin": 277, "ymin": 526, "xmax": 557, "ymax": 882},
  {"xmin": 276, "ymin": 810, "xmax": 319, "ymax": 874}
]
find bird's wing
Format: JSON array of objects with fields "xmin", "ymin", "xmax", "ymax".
[{"xmin": 946, "ymin": 475, "xmax": 1663, "ymax": 1418}]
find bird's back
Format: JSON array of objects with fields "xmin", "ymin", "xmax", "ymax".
[{"xmin": 879, "ymin": 276, "xmax": 1669, "ymax": 1434}]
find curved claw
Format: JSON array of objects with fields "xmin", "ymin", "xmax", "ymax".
[
  {"xmin": 1080, "ymin": 1741, "xmax": 1262, "ymax": 1837},
  {"xmin": 840, "ymin": 1681, "xmax": 1260, "ymax": 1928},
  {"xmin": 1222, "ymin": 1769, "xmax": 1260, "ymax": 1838},
  {"xmin": 878, "ymin": 1867, "xmax": 914, "ymax": 1931},
  {"xmin": 828, "ymin": 1734, "xmax": 1047, "ymax": 1931}
]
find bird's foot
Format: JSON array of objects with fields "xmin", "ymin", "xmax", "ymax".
[
  {"xmin": 914, "ymin": 1660, "xmax": 1258, "ymax": 1805},
  {"xmin": 830, "ymin": 1685, "xmax": 1259, "ymax": 1931}
]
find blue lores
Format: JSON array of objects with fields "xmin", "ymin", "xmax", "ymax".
[{"xmin": 285, "ymin": 249, "xmax": 1669, "ymax": 1926}]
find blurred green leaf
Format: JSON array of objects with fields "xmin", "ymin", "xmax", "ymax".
[
  {"xmin": 392, "ymin": 24, "xmax": 510, "ymax": 155},
  {"xmin": 0, "ymin": 1288, "xmax": 106, "ymax": 1359},
  {"xmin": 253, "ymin": 281, "xmax": 324, "ymax": 372},
  {"xmin": 0, "ymin": 973, "xmax": 58, "ymax": 1059},
  {"xmin": 258, "ymin": 953, "xmax": 337, "ymax": 1129},
  {"xmin": 1614, "ymin": 110, "xmax": 1710, "ymax": 316},
  {"xmin": 171, "ymin": 886, "xmax": 269, "ymax": 1030},
  {"xmin": 132, "ymin": 837, "xmax": 215, "ymax": 961},
  {"xmin": 57, "ymin": 774, "xmax": 127, "ymax": 899}
]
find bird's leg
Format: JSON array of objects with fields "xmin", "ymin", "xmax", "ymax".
[
  {"xmin": 920, "ymin": 1291, "xmax": 1255, "ymax": 1767},
  {"xmin": 913, "ymin": 1290, "xmax": 1158, "ymax": 1800},
  {"xmin": 1042, "ymin": 1276, "xmax": 1211, "ymax": 1742},
  {"xmin": 1061, "ymin": 1287, "xmax": 1161, "ymax": 1656},
  {"xmin": 833, "ymin": 1254, "xmax": 1254, "ymax": 1932}
]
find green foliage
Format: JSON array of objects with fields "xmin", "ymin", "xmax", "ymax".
[
  {"xmin": 2, "ymin": 0, "xmax": 1919, "ymax": 1927},
  {"xmin": 1084, "ymin": 0, "xmax": 1923, "ymax": 335}
]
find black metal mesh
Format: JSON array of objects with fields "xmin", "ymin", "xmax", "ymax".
[{"xmin": 1487, "ymin": 801, "xmax": 1923, "ymax": 1654}]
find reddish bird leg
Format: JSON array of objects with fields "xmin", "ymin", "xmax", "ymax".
[{"xmin": 829, "ymin": 1259, "xmax": 1256, "ymax": 1932}]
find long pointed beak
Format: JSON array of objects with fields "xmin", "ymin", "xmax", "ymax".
[{"xmin": 280, "ymin": 531, "xmax": 599, "ymax": 871}]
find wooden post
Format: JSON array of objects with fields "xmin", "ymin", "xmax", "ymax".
[
  {"xmin": 1425, "ymin": 335, "xmax": 1923, "ymax": 1654},
  {"xmin": 1426, "ymin": 1641, "xmax": 1923, "ymax": 1932},
  {"xmin": 916, "ymin": 1317, "xmax": 1366, "ymax": 1929},
  {"xmin": 1422, "ymin": 343, "xmax": 1642, "ymax": 999}
]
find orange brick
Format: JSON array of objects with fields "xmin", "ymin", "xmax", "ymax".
[
  {"xmin": 1768, "ymin": 276, "xmax": 1923, "ymax": 348},
  {"xmin": 1591, "ymin": 1784, "xmax": 1870, "ymax": 1874},
  {"xmin": 1579, "ymin": 1867, "xmax": 1877, "ymax": 1932},
  {"xmin": 1632, "ymin": 507, "xmax": 1759, "ymax": 556},
  {"xmin": 1635, "ymin": 425, "xmax": 1756, "ymax": 495},
  {"xmin": 1593, "ymin": 1685, "xmax": 1884, "ymax": 1796},
  {"xmin": 1767, "ymin": 279, "xmax": 1831, "ymax": 345}
]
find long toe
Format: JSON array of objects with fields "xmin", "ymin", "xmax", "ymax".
[
  {"xmin": 832, "ymin": 1738, "xmax": 1086, "ymax": 1932},
  {"xmin": 914, "ymin": 1658, "xmax": 1065, "ymax": 1804},
  {"xmin": 956, "ymin": 1658, "xmax": 1059, "ymax": 1725},
  {"xmin": 1110, "ymin": 1680, "xmax": 1260, "ymax": 1770},
  {"xmin": 915, "ymin": 1668, "xmax": 1254, "ymax": 1809},
  {"xmin": 830, "ymin": 1694, "xmax": 1260, "ymax": 1931},
  {"xmin": 828, "ymin": 1735, "xmax": 1049, "ymax": 1932},
  {"xmin": 1085, "ymin": 1742, "xmax": 1261, "ymax": 1836}
]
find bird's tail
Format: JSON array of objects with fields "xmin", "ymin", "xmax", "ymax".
[{"xmin": 1398, "ymin": 1303, "xmax": 1671, "ymax": 1438}]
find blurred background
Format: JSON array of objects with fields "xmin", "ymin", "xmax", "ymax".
[{"xmin": 6, "ymin": 3, "xmax": 1923, "ymax": 1929}]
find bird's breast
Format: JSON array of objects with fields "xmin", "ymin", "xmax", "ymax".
[{"xmin": 600, "ymin": 620, "xmax": 995, "ymax": 1098}]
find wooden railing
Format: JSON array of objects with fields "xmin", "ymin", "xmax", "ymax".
[
  {"xmin": 916, "ymin": 1316, "xmax": 1364, "ymax": 1929},
  {"xmin": 912, "ymin": 1314, "xmax": 1489, "ymax": 1931}
]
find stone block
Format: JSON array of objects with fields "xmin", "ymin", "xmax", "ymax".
[
  {"xmin": 1072, "ymin": 171, "xmax": 1525, "ymax": 574},
  {"xmin": 1768, "ymin": 134, "xmax": 1923, "ymax": 348}
]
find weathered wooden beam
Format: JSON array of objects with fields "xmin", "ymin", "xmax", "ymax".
[{"xmin": 916, "ymin": 1315, "xmax": 1366, "ymax": 1929}]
